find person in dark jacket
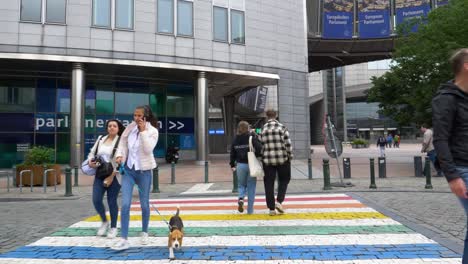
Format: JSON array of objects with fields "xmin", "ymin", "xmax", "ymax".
[
  {"xmin": 376, "ymin": 135, "xmax": 386, "ymax": 157},
  {"xmin": 230, "ymin": 121, "xmax": 262, "ymax": 214},
  {"xmin": 432, "ymin": 48, "xmax": 468, "ymax": 263}
]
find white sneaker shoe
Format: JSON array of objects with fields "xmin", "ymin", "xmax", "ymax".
[
  {"xmin": 111, "ymin": 239, "xmax": 129, "ymax": 251},
  {"xmin": 107, "ymin": 228, "xmax": 118, "ymax": 239},
  {"xmin": 140, "ymin": 232, "xmax": 149, "ymax": 245},
  {"xmin": 275, "ymin": 202, "xmax": 285, "ymax": 214},
  {"xmin": 269, "ymin": 210, "xmax": 277, "ymax": 216},
  {"xmin": 97, "ymin": 222, "xmax": 109, "ymax": 236}
]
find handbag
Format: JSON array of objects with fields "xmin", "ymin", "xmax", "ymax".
[
  {"xmin": 81, "ymin": 136, "xmax": 102, "ymax": 176},
  {"xmin": 95, "ymin": 136, "xmax": 121, "ymax": 180},
  {"xmin": 248, "ymin": 136, "xmax": 264, "ymax": 178}
]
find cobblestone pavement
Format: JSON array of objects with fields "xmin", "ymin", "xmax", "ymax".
[{"xmin": 0, "ymin": 192, "xmax": 463, "ymax": 263}]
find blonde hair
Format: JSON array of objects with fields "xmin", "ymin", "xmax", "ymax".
[
  {"xmin": 237, "ymin": 121, "xmax": 249, "ymax": 135},
  {"xmin": 450, "ymin": 48, "xmax": 468, "ymax": 75}
]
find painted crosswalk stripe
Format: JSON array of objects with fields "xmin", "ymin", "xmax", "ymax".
[{"xmin": 129, "ymin": 202, "xmax": 367, "ymax": 210}]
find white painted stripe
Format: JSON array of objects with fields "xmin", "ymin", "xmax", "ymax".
[
  {"xmin": 144, "ymin": 193, "xmax": 350, "ymax": 203},
  {"xmin": 0, "ymin": 259, "xmax": 461, "ymax": 264},
  {"xmin": 70, "ymin": 218, "xmax": 403, "ymax": 228},
  {"xmin": 125, "ymin": 207, "xmax": 377, "ymax": 215},
  {"xmin": 130, "ymin": 200, "xmax": 362, "ymax": 208},
  {"xmin": 31, "ymin": 234, "xmax": 435, "ymax": 247}
]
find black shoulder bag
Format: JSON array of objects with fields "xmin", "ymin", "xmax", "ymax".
[{"xmin": 95, "ymin": 136, "xmax": 121, "ymax": 180}]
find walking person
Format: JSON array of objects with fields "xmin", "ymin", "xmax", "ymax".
[
  {"xmin": 433, "ymin": 48, "xmax": 468, "ymax": 263},
  {"xmin": 386, "ymin": 134, "xmax": 393, "ymax": 148},
  {"xmin": 420, "ymin": 124, "xmax": 443, "ymax": 177},
  {"xmin": 87, "ymin": 119, "xmax": 125, "ymax": 238},
  {"xmin": 230, "ymin": 121, "xmax": 262, "ymax": 214},
  {"xmin": 377, "ymin": 135, "xmax": 386, "ymax": 157},
  {"xmin": 260, "ymin": 109, "xmax": 293, "ymax": 216},
  {"xmin": 111, "ymin": 105, "xmax": 159, "ymax": 250},
  {"xmin": 394, "ymin": 134, "xmax": 400, "ymax": 148}
]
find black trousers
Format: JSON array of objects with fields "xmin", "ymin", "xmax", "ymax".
[{"xmin": 263, "ymin": 162, "xmax": 291, "ymax": 210}]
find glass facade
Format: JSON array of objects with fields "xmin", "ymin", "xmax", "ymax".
[
  {"xmin": 177, "ymin": 0, "xmax": 193, "ymax": 36},
  {"xmin": 231, "ymin": 10, "xmax": 245, "ymax": 44},
  {"xmin": 46, "ymin": 0, "xmax": 66, "ymax": 24},
  {"xmin": 158, "ymin": 0, "xmax": 174, "ymax": 34},
  {"xmin": 213, "ymin": 7, "xmax": 228, "ymax": 42},
  {"xmin": 0, "ymin": 77, "xmax": 195, "ymax": 168},
  {"xmin": 20, "ymin": 0, "xmax": 42, "ymax": 22},
  {"xmin": 92, "ymin": 0, "xmax": 111, "ymax": 27},
  {"xmin": 115, "ymin": 0, "xmax": 134, "ymax": 29}
]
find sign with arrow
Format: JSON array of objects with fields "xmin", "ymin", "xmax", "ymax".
[{"xmin": 159, "ymin": 117, "xmax": 194, "ymax": 134}]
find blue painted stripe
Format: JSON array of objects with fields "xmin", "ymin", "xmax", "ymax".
[{"xmin": 0, "ymin": 244, "xmax": 460, "ymax": 261}]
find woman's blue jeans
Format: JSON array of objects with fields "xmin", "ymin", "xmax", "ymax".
[
  {"xmin": 120, "ymin": 165, "xmax": 152, "ymax": 239},
  {"xmin": 92, "ymin": 176, "xmax": 121, "ymax": 228},
  {"xmin": 236, "ymin": 163, "xmax": 257, "ymax": 214},
  {"xmin": 456, "ymin": 166, "xmax": 468, "ymax": 264}
]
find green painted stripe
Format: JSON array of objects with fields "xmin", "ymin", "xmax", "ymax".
[{"xmin": 51, "ymin": 225, "xmax": 413, "ymax": 237}]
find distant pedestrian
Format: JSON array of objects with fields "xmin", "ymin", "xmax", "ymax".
[
  {"xmin": 230, "ymin": 121, "xmax": 262, "ymax": 214},
  {"xmin": 260, "ymin": 109, "xmax": 293, "ymax": 216},
  {"xmin": 376, "ymin": 135, "xmax": 386, "ymax": 157},
  {"xmin": 420, "ymin": 124, "xmax": 443, "ymax": 177},
  {"xmin": 386, "ymin": 134, "xmax": 393, "ymax": 148},
  {"xmin": 432, "ymin": 48, "xmax": 468, "ymax": 263},
  {"xmin": 393, "ymin": 134, "xmax": 400, "ymax": 148}
]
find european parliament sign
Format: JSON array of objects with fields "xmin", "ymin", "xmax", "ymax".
[
  {"xmin": 358, "ymin": 0, "xmax": 391, "ymax": 38},
  {"xmin": 396, "ymin": 0, "xmax": 431, "ymax": 32},
  {"xmin": 322, "ymin": 0, "xmax": 354, "ymax": 39}
]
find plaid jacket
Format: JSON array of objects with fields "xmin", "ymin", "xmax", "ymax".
[{"xmin": 260, "ymin": 119, "xmax": 293, "ymax": 165}]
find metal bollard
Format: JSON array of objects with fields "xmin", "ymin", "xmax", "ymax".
[
  {"xmin": 204, "ymin": 161, "xmax": 209, "ymax": 183},
  {"xmin": 12, "ymin": 165, "xmax": 16, "ymax": 187},
  {"xmin": 171, "ymin": 162, "xmax": 176, "ymax": 185},
  {"xmin": 43, "ymin": 165, "xmax": 47, "ymax": 193},
  {"xmin": 73, "ymin": 166, "xmax": 79, "ymax": 187},
  {"xmin": 424, "ymin": 158, "xmax": 433, "ymax": 189},
  {"xmin": 308, "ymin": 158, "xmax": 313, "ymax": 180},
  {"xmin": 65, "ymin": 167, "xmax": 73, "ymax": 197},
  {"xmin": 378, "ymin": 157, "xmax": 386, "ymax": 178},
  {"xmin": 369, "ymin": 158, "xmax": 377, "ymax": 189},
  {"xmin": 232, "ymin": 169, "xmax": 238, "ymax": 193},
  {"xmin": 343, "ymin": 157, "xmax": 351, "ymax": 179},
  {"xmin": 414, "ymin": 156, "xmax": 423, "ymax": 177},
  {"xmin": 152, "ymin": 167, "xmax": 160, "ymax": 193},
  {"xmin": 44, "ymin": 168, "xmax": 57, "ymax": 193},
  {"xmin": 322, "ymin": 159, "xmax": 332, "ymax": 190},
  {"xmin": 6, "ymin": 171, "xmax": 10, "ymax": 193}
]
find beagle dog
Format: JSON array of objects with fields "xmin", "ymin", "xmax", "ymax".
[{"xmin": 168, "ymin": 206, "xmax": 184, "ymax": 260}]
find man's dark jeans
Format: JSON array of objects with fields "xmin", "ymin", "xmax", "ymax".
[
  {"xmin": 263, "ymin": 161, "xmax": 291, "ymax": 210},
  {"xmin": 427, "ymin": 149, "xmax": 443, "ymax": 175}
]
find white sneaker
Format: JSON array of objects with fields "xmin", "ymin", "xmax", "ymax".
[
  {"xmin": 275, "ymin": 202, "xmax": 285, "ymax": 214},
  {"xmin": 111, "ymin": 239, "xmax": 129, "ymax": 251},
  {"xmin": 140, "ymin": 232, "xmax": 149, "ymax": 245},
  {"xmin": 107, "ymin": 228, "xmax": 118, "ymax": 239},
  {"xmin": 97, "ymin": 222, "xmax": 109, "ymax": 236},
  {"xmin": 269, "ymin": 210, "xmax": 277, "ymax": 216}
]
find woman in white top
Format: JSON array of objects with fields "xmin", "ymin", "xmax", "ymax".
[
  {"xmin": 87, "ymin": 119, "xmax": 125, "ymax": 238},
  {"xmin": 111, "ymin": 105, "xmax": 159, "ymax": 250}
]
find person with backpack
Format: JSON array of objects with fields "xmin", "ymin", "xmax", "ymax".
[
  {"xmin": 377, "ymin": 135, "xmax": 386, "ymax": 157},
  {"xmin": 87, "ymin": 119, "xmax": 125, "ymax": 238}
]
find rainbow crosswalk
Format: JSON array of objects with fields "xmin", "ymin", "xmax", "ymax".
[{"xmin": 0, "ymin": 193, "xmax": 462, "ymax": 263}]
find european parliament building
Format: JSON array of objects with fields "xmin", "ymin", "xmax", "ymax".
[{"xmin": 0, "ymin": 0, "xmax": 310, "ymax": 168}]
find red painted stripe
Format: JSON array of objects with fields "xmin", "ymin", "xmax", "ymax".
[{"xmin": 131, "ymin": 196, "xmax": 353, "ymax": 205}]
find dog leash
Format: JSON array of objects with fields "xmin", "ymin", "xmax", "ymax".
[{"xmin": 119, "ymin": 164, "xmax": 171, "ymax": 229}]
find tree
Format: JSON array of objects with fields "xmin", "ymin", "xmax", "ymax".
[{"xmin": 367, "ymin": 0, "xmax": 468, "ymax": 126}]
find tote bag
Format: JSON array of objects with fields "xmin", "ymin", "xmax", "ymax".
[
  {"xmin": 248, "ymin": 136, "xmax": 264, "ymax": 177},
  {"xmin": 81, "ymin": 136, "xmax": 102, "ymax": 176}
]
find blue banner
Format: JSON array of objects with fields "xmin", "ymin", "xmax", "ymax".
[
  {"xmin": 437, "ymin": 0, "xmax": 449, "ymax": 7},
  {"xmin": 322, "ymin": 0, "xmax": 354, "ymax": 39},
  {"xmin": 396, "ymin": 0, "xmax": 431, "ymax": 33},
  {"xmin": 358, "ymin": 0, "xmax": 390, "ymax": 38}
]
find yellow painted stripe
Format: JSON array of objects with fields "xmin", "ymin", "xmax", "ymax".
[{"xmin": 84, "ymin": 212, "xmax": 387, "ymax": 222}]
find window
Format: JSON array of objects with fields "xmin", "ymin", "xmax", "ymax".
[
  {"xmin": 21, "ymin": 0, "xmax": 66, "ymax": 24},
  {"xmin": 115, "ymin": 0, "xmax": 134, "ymax": 29},
  {"xmin": 231, "ymin": 10, "xmax": 245, "ymax": 44},
  {"xmin": 92, "ymin": 0, "xmax": 134, "ymax": 30},
  {"xmin": 92, "ymin": 0, "xmax": 111, "ymax": 27},
  {"xmin": 213, "ymin": 6, "xmax": 228, "ymax": 42},
  {"xmin": 45, "ymin": 0, "xmax": 66, "ymax": 23},
  {"xmin": 177, "ymin": 0, "xmax": 193, "ymax": 36},
  {"xmin": 158, "ymin": 0, "xmax": 174, "ymax": 34},
  {"xmin": 20, "ymin": 0, "xmax": 42, "ymax": 22}
]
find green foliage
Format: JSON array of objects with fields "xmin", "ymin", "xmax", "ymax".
[
  {"xmin": 367, "ymin": 0, "xmax": 468, "ymax": 126},
  {"xmin": 22, "ymin": 146, "xmax": 54, "ymax": 166},
  {"xmin": 351, "ymin": 138, "xmax": 368, "ymax": 145}
]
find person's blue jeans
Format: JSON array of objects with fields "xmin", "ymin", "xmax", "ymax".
[
  {"xmin": 120, "ymin": 165, "xmax": 152, "ymax": 239},
  {"xmin": 92, "ymin": 176, "xmax": 121, "ymax": 228},
  {"xmin": 456, "ymin": 166, "xmax": 468, "ymax": 264},
  {"xmin": 236, "ymin": 163, "xmax": 257, "ymax": 214}
]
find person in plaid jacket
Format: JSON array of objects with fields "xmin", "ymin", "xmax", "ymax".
[{"xmin": 260, "ymin": 109, "xmax": 293, "ymax": 216}]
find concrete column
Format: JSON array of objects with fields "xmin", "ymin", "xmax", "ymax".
[
  {"xmin": 196, "ymin": 72, "xmax": 208, "ymax": 163},
  {"xmin": 70, "ymin": 63, "xmax": 85, "ymax": 167}
]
